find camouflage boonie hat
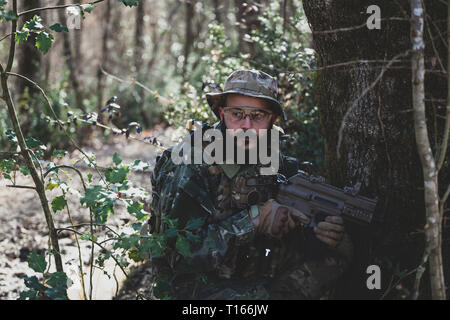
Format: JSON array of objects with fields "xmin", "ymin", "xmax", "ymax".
[{"xmin": 206, "ymin": 69, "xmax": 286, "ymax": 120}]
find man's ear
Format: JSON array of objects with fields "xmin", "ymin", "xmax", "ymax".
[{"xmin": 219, "ymin": 107, "xmax": 224, "ymax": 121}]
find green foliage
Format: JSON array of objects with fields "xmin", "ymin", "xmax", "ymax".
[
  {"xmin": 49, "ymin": 23, "xmax": 69, "ymax": 33},
  {"xmin": 51, "ymin": 195, "xmax": 67, "ymax": 213},
  {"xmin": 20, "ymin": 252, "xmax": 69, "ymax": 300},
  {"xmin": 118, "ymin": 0, "xmax": 140, "ymax": 7},
  {"xmin": 164, "ymin": 3, "xmax": 323, "ymax": 170},
  {"xmin": 27, "ymin": 251, "xmax": 47, "ymax": 273}
]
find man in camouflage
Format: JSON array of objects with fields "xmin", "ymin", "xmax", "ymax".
[{"xmin": 147, "ymin": 70, "xmax": 353, "ymax": 299}]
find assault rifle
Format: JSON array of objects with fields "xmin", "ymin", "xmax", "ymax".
[{"xmin": 275, "ymin": 171, "xmax": 378, "ymax": 227}]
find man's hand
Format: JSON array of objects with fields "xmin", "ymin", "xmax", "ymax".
[
  {"xmin": 314, "ymin": 216, "xmax": 345, "ymax": 247},
  {"xmin": 252, "ymin": 199, "xmax": 310, "ymax": 238}
]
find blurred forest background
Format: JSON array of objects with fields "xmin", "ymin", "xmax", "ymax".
[{"xmin": 0, "ymin": 0, "xmax": 321, "ymax": 169}]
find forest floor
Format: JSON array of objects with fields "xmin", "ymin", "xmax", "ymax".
[{"xmin": 0, "ymin": 124, "xmax": 185, "ymax": 300}]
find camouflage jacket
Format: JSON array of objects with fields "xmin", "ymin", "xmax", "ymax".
[{"xmin": 148, "ymin": 126, "xmax": 353, "ymax": 300}]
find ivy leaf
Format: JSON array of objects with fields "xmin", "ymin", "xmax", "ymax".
[
  {"xmin": 176, "ymin": 236, "xmax": 191, "ymax": 258},
  {"xmin": 23, "ymin": 276, "xmax": 46, "ymax": 292},
  {"xmin": 46, "ymin": 272, "xmax": 69, "ymax": 289},
  {"xmin": 52, "ymin": 149, "xmax": 67, "ymax": 160},
  {"xmin": 51, "ymin": 196, "xmax": 67, "ymax": 213},
  {"xmin": 25, "ymin": 137, "xmax": 41, "ymax": 148},
  {"xmin": 5, "ymin": 129, "xmax": 17, "ymax": 143},
  {"xmin": 49, "ymin": 23, "xmax": 68, "ymax": 32},
  {"xmin": 164, "ymin": 228, "xmax": 178, "ymax": 239},
  {"xmin": 36, "ymin": 31, "xmax": 54, "ymax": 54},
  {"xmin": 19, "ymin": 165, "xmax": 30, "ymax": 176},
  {"xmin": 185, "ymin": 217, "xmax": 205, "ymax": 231},
  {"xmin": 24, "ymin": 15, "xmax": 44, "ymax": 31},
  {"xmin": 80, "ymin": 185, "xmax": 102, "ymax": 207},
  {"xmin": 87, "ymin": 172, "xmax": 93, "ymax": 183},
  {"xmin": 18, "ymin": 289, "xmax": 39, "ymax": 300},
  {"xmin": 105, "ymin": 167, "xmax": 129, "ymax": 184},
  {"xmin": 0, "ymin": 10, "xmax": 17, "ymax": 21},
  {"xmin": 112, "ymin": 152, "xmax": 122, "ymax": 166},
  {"xmin": 27, "ymin": 252, "xmax": 47, "ymax": 273},
  {"xmin": 118, "ymin": 0, "xmax": 140, "ymax": 7},
  {"xmin": 127, "ymin": 201, "xmax": 148, "ymax": 221},
  {"xmin": 80, "ymin": 4, "xmax": 95, "ymax": 13},
  {"xmin": 80, "ymin": 232, "xmax": 97, "ymax": 242},
  {"xmin": 185, "ymin": 231, "xmax": 201, "ymax": 243}
]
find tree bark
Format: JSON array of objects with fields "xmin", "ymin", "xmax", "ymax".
[
  {"xmin": 302, "ymin": 0, "xmax": 448, "ymax": 299},
  {"xmin": 57, "ymin": 0, "xmax": 86, "ymax": 113},
  {"xmin": 16, "ymin": 0, "xmax": 41, "ymax": 96},
  {"xmin": 410, "ymin": 0, "xmax": 445, "ymax": 300},
  {"xmin": 183, "ymin": 0, "xmax": 195, "ymax": 78},
  {"xmin": 97, "ymin": 0, "xmax": 112, "ymax": 112}
]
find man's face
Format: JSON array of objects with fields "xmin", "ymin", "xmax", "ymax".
[{"xmin": 219, "ymin": 94, "xmax": 275, "ymax": 150}]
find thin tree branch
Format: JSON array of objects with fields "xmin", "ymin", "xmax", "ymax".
[
  {"xmin": 6, "ymin": 184, "xmax": 36, "ymax": 190},
  {"xmin": 17, "ymin": 0, "xmax": 107, "ymax": 17}
]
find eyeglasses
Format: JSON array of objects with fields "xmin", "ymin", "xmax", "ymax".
[{"xmin": 223, "ymin": 107, "xmax": 273, "ymax": 122}]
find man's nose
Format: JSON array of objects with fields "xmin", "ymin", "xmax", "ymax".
[{"xmin": 241, "ymin": 115, "xmax": 252, "ymax": 130}]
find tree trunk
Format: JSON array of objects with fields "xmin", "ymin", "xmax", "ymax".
[
  {"xmin": 302, "ymin": 0, "xmax": 448, "ymax": 299},
  {"xmin": 57, "ymin": 0, "xmax": 86, "ymax": 113},
  {"xmin": 213, "ymin": 0, "xmax": 221, "ymax": 24},
  {"xmin": 16, "ymin": 0, "xmax": 41, "ymax": 96},
  {"xmin": 183, "ymin": 0, "xmax": 195, "ymax": 79},
  {"xmin": 97, "ymin": 0, "xmax": 112, "ymax": 112},
  {"xmin": 410, "ymin": 0, "xmax": 445, "ymax": 300},
  {"xmin": 134, "ymin": 0, "xmax": 149, "ymax": 127}
]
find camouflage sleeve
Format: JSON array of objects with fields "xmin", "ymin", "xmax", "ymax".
[{"xmin": 151, "ymin": 162, "xmax": 256, "ymax": 274}]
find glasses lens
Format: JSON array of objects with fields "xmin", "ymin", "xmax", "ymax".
[{"xmin": 225, "ymin": 108, "xmax": 271, "ymax": 122}]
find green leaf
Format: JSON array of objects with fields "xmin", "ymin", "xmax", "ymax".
[
  {"xmin": 0, "ymin": 1, "xmax": 8, "ymax": 8},
  {"xmin": 25, "ymin": 137, "xmax": 41, "ymax": 148},
  {"xmin": 112, "ymin": 152, "xmax": 122, "ymax": 166},
  {"xmin": 87, "ymin": 172, "xmax": 93, "ymax": 183},
  {"xmin": 164, "ymin": 228, "xmax": 178, "ymax": 239},
  {"xmin": 131, "ymin": 222, "xmax": 142, "ymax": 231},
  {"xmin": 50, "ymin": 23, "xmax": 69, "ymax": 32},
  {"xmin": 27, "ymin": 252, "xmax": 47, "ymax": 273},
  {"xmin": 80, "ymin": 4, "xmax": 95, "ymax": 13},
  {"xmin": 15, "ymin": 28, "xmax": 29, "ymax": 43},
  {"xmin": 5, "ymin": 129, "xmax": 17, "ymax": 143},
  {"xmin": 0, "ymin": 9, "xmax": 17, "ymax": 21},
  {"xmin": 51, "ymin": 196, "xmax": 67, "ymax": 212},
  {"xmin": 80, "ymin": 232, "xmax": 97, "ymax": 242},
  {"xmin": 185, "ymin": 231, "xmax": 201, "ymax": 243},
  {"xmin": 45, "ymin": 177, "xmax": 60, "ymax": 191},
  {"xmin": 127, "ymin": 201, "xmax": 148, "ymax": 220},
  {"xmin": 176, "ymin": 236, "xmax": 191, "ymax": 258},
  {"xmin": 80, "ymin": 185, "xmax": 102, "ymax": 207},
  {"xmin": 105, "ymin": 167, "xmax": 129, "ymax": 184},
  {"xmin": 24, "ymin": 15, "xmax": 44, "ymax": 31},
  {"xmin": 18, "ymin": 289, "xmax": 39, "ymax": 300},
  {"xmin": 185, "ymin": 217, "xmax": 205, "ymax": 231},
  {"xmin": 46, "ymin": 272, "xmax": 68, "ymax": 289},
  {"xmin": 19, "ymin": 165, "xmax": 30, "ymax": 176},
  {"xmin": 115, "ymin": 234, "xmax": 140, "ymax": 250},
  {"xmin": 118, "ymin": 0, "xmax": 140, "ymax": 7},
  {"xmin": 23, "ymin": 276, "xmax": 46, "ymax": 292},
  {"xmin": 52, "ymin": 150, "xmax": 67, "ymax": 159},
  {"xmin": 36, "ymin": 31, "xmax": 54, "ymax": 54}
]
